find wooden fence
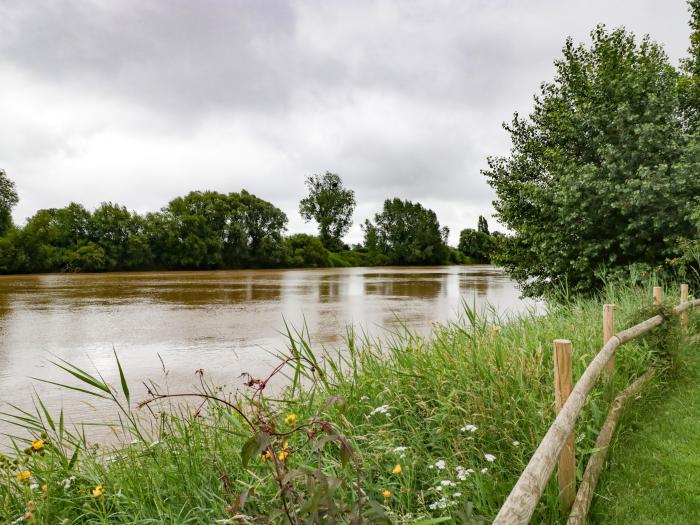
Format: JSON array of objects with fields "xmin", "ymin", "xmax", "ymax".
[{"xmin": 493, "ymin": 285, "xmax": 700, "ymax": 525}]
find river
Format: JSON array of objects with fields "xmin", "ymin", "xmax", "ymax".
[{"xmin": 0, "ymin": 265, "xmax": 535, "ymax": 441}]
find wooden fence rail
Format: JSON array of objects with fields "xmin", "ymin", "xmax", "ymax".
[{"xmin": 493, "ymin": 286, "xmax": 700, "ymax": 525}]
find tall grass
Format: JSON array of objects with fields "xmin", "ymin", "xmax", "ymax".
[{"xmin": 0, "ymin": 283, "xmax": 689, "ymax": 524}]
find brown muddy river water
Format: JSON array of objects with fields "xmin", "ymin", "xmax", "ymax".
[{"xmin": 0, "ymin": 265, "xmax": 535, "ymax": 442}]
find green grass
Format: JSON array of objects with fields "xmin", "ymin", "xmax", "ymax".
[
  {"xmin": 590, "ymin": 334, "xmax": 700, "ymax": 524},
  {"xmin": 0, "ymin": 283, "xmax": 691, "ymax": 524}
]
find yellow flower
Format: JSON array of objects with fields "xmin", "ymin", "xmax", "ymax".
[
  {"xmin": 31, "ymin": 439, "xmax": 45, "ymax": 451},
  {"xmin": 284, "ymin": 414, "xmax": 297, "ymax": 425},
  {"xmin": 382, "ymin": 489, "xmax": 391, "ymax": 498},
  {"xmin": 92, "ymin": 485, "xmax": 103, "ymax": 497},
  {"xmin": 392, "ymin": 464, "xmax": 402, "ymax": 475},
  {"xmin": 278, "ymin": 442, "xmax": 290, "ymax": 461},
  {"xmin": 261, "ymin": 450, "xmax": 272, "ymax": 461},
  {"xmin": 16, "ymin": 470, "xmax": 31, "ymax": 482}
]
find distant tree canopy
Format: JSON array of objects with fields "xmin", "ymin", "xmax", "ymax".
[
  {"xmin": 485, "ymin": 23, "xmax": 700, "ymax": 296},
  {"xmin": 299, "ymin": 172, "xmax": 356, "ymax": 251},
  {"xmin": 0, "ymin": 189, "xmax": 290, "ymax": 273},
  {"xmin": 0, "ymin": 169, "xmax": 19, "ymax": 236},
  {"xmin": 363, "ymin": 198, "xmax": 449, "ymax": 265},
  {"xmin": 0, "ymin": 168, "xmax": 466, "ymax": 274},
  {"xmin": 459, "ymin": 215, "xmax": 499, "ymax": 263}
]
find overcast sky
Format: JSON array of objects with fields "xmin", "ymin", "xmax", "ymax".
[{"xmin": 0, "ymin": 0, "xmax": 692, "ymax": 244}]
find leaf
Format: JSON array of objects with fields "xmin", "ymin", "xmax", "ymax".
[
  {"xmin": 240, "ymin": 432, "xmax": 269, "ymax": 468},
  {"xmin": 114, "ymin": 350, "xmax": 130, "ymax": 404},
  {"xmin": 339, "ymin": 441, "xmax": 353, "ymax": 468}
]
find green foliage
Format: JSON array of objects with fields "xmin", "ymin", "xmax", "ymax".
[
  {"xmin": 485, "ymin": 25, "xmax": 700, "ymax": 296},
  {"xmin": 364, "ymin": 198, "xmax": 449, "ymax": 265},
  {"xmin": 299, "ymin": 172, "xmax": 356, "ymax": 251},
  {"xmin": 0, "ymin": 169, "xmax": 19, "ymax": 236},
  {"xmin": 0, "ymin": 190, "xmax": 289, "ymax": 273},
  {"xmin": 284, "ymin": 233, "xmax": 331, "ymax": 267}
]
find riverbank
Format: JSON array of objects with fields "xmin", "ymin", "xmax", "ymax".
[
  {"xmin": 0, "ymin": 284, "xmax": 683, "ymax": 523},
  {"xmin": 590, "ymin": 334, "xmax": 700, "ymax": 524}
]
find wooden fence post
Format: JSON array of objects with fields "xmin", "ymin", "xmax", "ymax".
[
  {"xmin": 554, "ymin": 339, "xmax": 575, "ymax": 512},
  {"xmin": 603, "ymin": 304, "xmax": 615, "ymax": 375},
  {"xmin": 653, "ymin": 286, "xmax": 663, "ymax": 305},
  {"xmin": 681, "ymin": 284, "xmax": 689, "ymax": 335}
]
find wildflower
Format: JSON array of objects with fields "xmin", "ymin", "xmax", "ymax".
[
  {"xmin": 60, "ymin": 476, "xmax": 76, "ymax": 489},
  {"xmin": 31, "ymin": 440, "xmax": 44, "ymax": 452},
  {"xmin": 360, "ymin": 395, "xmax": 369, "ymax": 401},
  {"xmin": 92, "ymin": 485, "xmax": 103, "ymax": 497},
  {"xmin": 484, "ymin": 453, "xmax": 496, "ymax": 462},
  {"xmin": 261, "ymin": 450, "xmax": 272, "ymax": 461},
  {"xmin": 512, "ymin": 440, "xmax": 521, "ymax": 447},
  {"xmin": 453, "ymin": 492, "xmax": 462, "ymax": 498},
  {"xmin": 284, "ymin": 414, "xmax": 297, "ymax": 425},
  {"xmin": 440, "ymin": 480, "xmax": 456, "ymax": 487},
  {"xmin": 41, "ymin": 484, "xmax": 47, "ymax": 494},
  {"xmin": 16, "ymin": 470, "xmax": 31, "ymax": 482},
  {"xmin": 382, "ymin": 489, "xmax": 391, "ymax": 498},
  {"xmin": 392, "ymin": 464, "xmax": 402, "ymax": 475},
  {"xmin": 369, "ymin": 405, "xmax": 391, "ymax": 417},
  {"xmin": 30, "ymin": 482, "xmax": 39, "ymax": 491},
  {"xmin": 392, "ymin": 446, "xmax": 408, "ymax": 458},
  {"xmin": 433, "ymin": 459, "xmax": 446, "ymax": 470},
  {"xmin": 481, "ymin": 468, "xmax": 488, "ymax": 474},
  {"xmin": 278, "ymin": 442, "xmax": 290, "ymax": 461},
  {"xmin": 460, "ymin": 424, "xmax": 478, "ymax": 433}
]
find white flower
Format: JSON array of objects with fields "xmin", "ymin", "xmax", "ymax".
[
  {"xmin": 456, "ymin": 466, "xmax": 475, "ymax": 481},
  {"xmin": 512, "ymin": 440, "xmax": 521, "ymax": 446},
  {"xmin": 484, "ymin": 453, "xmax": 496, "ymax": 462},
  {"xmin": 453, "ymin": 492, "xmax": 462, "ymax": 498},
  {"xmin": 10, "ymin": 516, "xmax": 26, "ymax": 524},
  {"xmin": 360, "ymin": 395, "xmax": 369, "ymax": 401},
  {"xmin": 460, "ymin": 424, "xmax": 478, "ymax": 433},
  {"xmin": 481, "ymin": 467, "xmax": 489, "ymax": 474},
  {"xmin": 30, "ymin": 482, "xmax": 39, "ymax": 490},
  {"xmin": 60, "ymin": 476, "xmax": 76, "ymax": 489},
  {"xmin": 433, "ymin": 459, "xmax": 446, "ymax": 470},
  {"xmin": 440, "ymin": 480, "xmax": 456, "ymax": 487},
  {"xmin": 393, "ymin": 446, "xmax": 408, "ymax": 453},
  {"xmin": 369, "ymin": 405, "xmax": 391, "ymax": 417}
]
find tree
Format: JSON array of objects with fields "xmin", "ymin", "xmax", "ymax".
[
  {"xmin": 299, "ymin": 172, "xmax": 356, "ymax": 251},
  {"xmin": 477, "ymin": 215, "xmax": 489, "ymax": 234},
  {"xmin": 0, "ymin": 169, "xmax": 19, "ymax": 236},
  {"xmin": 363, "ymin": 198, "xmax": 449, "ymax": 265},
  {"xmin": 680, "ymin": 0, "xmax": 700, "ymax": 129},
  {"xmin": 284, "ymin": 234, "xmax": 331, "ymax": 268},
  {"xmin": 458, "ymin": 228, "xmax": 494, "ymax": 263},
  {"xmin": 484, "ymin": 25, "xmax": 700, "ymax": 296}
]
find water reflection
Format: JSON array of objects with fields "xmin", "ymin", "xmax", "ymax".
[{"xmin": 0, "ymin": 265, "xmax": 535, "ymax": 440}]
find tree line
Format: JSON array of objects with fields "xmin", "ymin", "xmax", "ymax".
[{"xmin": 0, "ymin": 170, "xmax": 495, "ymax": 274}]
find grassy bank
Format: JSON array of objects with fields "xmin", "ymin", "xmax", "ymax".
[
  {"xmin": 590, "ymin": 333, "xmax": 700, "ymax": 524},
  {"xmin": 0, "ymin": 284, "xmax": 687, "ymax": 524}
]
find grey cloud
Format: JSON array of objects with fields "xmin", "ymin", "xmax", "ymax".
[{"xmin": 0, "ymin": 0, "xmax": 693, "ymax": 245}]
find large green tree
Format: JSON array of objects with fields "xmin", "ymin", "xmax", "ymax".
[
  {"xmin": 485, "ymin": 25, "xmax": 700, "ymax": 296},
  {"xmin": 363, "ymin": 198, "xmax": 449, "ymax": 265},
  {"xmin": 299, "ymin": 172, "xmax": 356, "ymax": 251},
  {"xmin": 0, "ymin": 170, "xmax": 19, "ymax": 236}
]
